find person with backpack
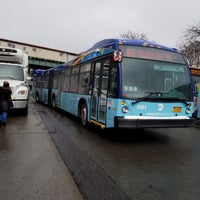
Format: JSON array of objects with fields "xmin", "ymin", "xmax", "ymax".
[{"xmin": 0, "ymin": 81, "xmax": 13, "ymax": 127}]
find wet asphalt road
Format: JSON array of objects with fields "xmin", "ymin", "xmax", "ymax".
[
  {"xmin": 36, "ymin": 100, "xmax": 200, "ymax": 200},
  {"xmin": 1, "ymin": 96, "xmax": 200, "ymax": 200}
]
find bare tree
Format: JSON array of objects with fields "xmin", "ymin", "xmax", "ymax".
[
  {"xmin": 120, "ymin": 31, "xmax": 149, "ymax": 40},
  {"xmin": 179, "ymin": 22, "xmax": 200, "ymax": 67}
]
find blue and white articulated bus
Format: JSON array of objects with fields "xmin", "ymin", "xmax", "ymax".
[
  {"xmin": 0, "ymin": 47, "xmax": 29, "ymax": 115},
  {"xmin": 33, "ymin": 38, "xmax": 195, "ymax": 129}
]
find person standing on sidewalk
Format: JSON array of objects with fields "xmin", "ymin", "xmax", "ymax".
[{"xmin": 0, "ymin": 81, "xmax": 13, "ymax": 127}]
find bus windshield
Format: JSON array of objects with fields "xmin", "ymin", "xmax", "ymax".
[
  {"xmin": 121, "ymin": 58, "xmax": 192, "ymax": 101},
  {"xmin": 0, "ymin": 64, "xmax": 24, "ymax": 81}
]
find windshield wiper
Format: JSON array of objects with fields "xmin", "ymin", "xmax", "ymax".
[
  {"xmin": 161, "ymin": 97, "xmax": 190, "ymax": 106},
  {"xmin": 132, "ymin": 92, "xmax": 166, "ymax": 105},
  {"xmin": 132, "ymin": 92, "xmax": 190, "ymax": 106}
]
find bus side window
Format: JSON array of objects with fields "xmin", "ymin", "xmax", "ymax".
[{"xmin": 108, "ymin": 66, "xmax": 117, "ymax": 98}]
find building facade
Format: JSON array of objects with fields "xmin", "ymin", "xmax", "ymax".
[{"xmin": 0, "ymin": 38, "xmax": 78, "ymax": 69}]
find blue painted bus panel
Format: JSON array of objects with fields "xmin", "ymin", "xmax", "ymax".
[
  {"xmin": 105, "ymin": 98, "xmax": 193, "ymax": 128},
  {"xmin": 61, "ymin": 93, "xmax": 78, "ymax": 115},
  {"xmin": 42, "ymin": 88, "xmax": 48, "ymax": 104},
  {"xmin": 60, "ymin": 92, "xmax": 90, "ymax": 118},
  {"xmin": 88, "ymin": 38, "xmax": 178, "ymax": 52}
]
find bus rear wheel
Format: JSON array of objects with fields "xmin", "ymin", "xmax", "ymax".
[
  {"xmin": 80, "ymin": 103, "xmax": 88, "ymax": 126},
  {"xmin": 52, "ymin": 96, "xmax": 56, "ymax": 109},
  {"xmin": 35, "ymin": 93, "xmax": 39, "ymax": 103}
]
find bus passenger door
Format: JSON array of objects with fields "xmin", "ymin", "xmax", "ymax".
[
  {"xmin": 48, "ymin": 69, "xmax": 53, "ymax": 104},
  {"xmin": 57, "ymin": 71, "xmax": 64, "ymax": 107},
  {"xmin": 91, "ymin": 60, "xmax": 109, "ymax": 125}
]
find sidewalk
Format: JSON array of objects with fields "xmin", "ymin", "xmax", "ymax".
[{"xmin": 0, "ymin": 99, "xmax": 83, "ymax": 200}]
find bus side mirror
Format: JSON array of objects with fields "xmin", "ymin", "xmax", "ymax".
[{"xmin": 113, "ymin": 50, "xmax": 123, "ymax": 63}]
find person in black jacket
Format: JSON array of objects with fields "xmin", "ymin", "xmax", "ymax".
[{"xmin": 0, "ymin": 81, "xmax": 13, "ymax": 127}]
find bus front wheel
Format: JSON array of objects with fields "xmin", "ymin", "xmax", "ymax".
[{"xmin": 80, "ymin": 103, "xmax": 88, "ymax": 126}]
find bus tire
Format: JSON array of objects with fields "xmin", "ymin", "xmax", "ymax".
[
  {"xmin": 80, "ymin": 103, "xmax": 88, "ymax": 126},
  {"xmin": 35, "ymin": 93, "xmax": 39, "ymax": 103},
  {"xmin": 52, "ymin": 96, "xmax": 56, "ymax": 109}
]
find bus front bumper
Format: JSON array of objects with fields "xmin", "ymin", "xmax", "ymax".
[{"xmin": 114, "ymin": 116, "xmax": 195, "ymax": 129}]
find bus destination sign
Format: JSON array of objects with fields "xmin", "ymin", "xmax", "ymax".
[{"xmin": 120, "ymin": 45, "xmax": 185, "ymax": 64}]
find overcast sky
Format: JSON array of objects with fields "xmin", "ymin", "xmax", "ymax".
[{"xmin": 1, "ymin": 0, "xmax": 200, "ymax": 53}]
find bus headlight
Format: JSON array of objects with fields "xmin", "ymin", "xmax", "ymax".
[
  {"xmin": 185, "ymin": 108, "xmax": 190, "ymax": 114},
  {"xmin": 122, "ymin": 106, "xmax": 129, "ymax": 113}
]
